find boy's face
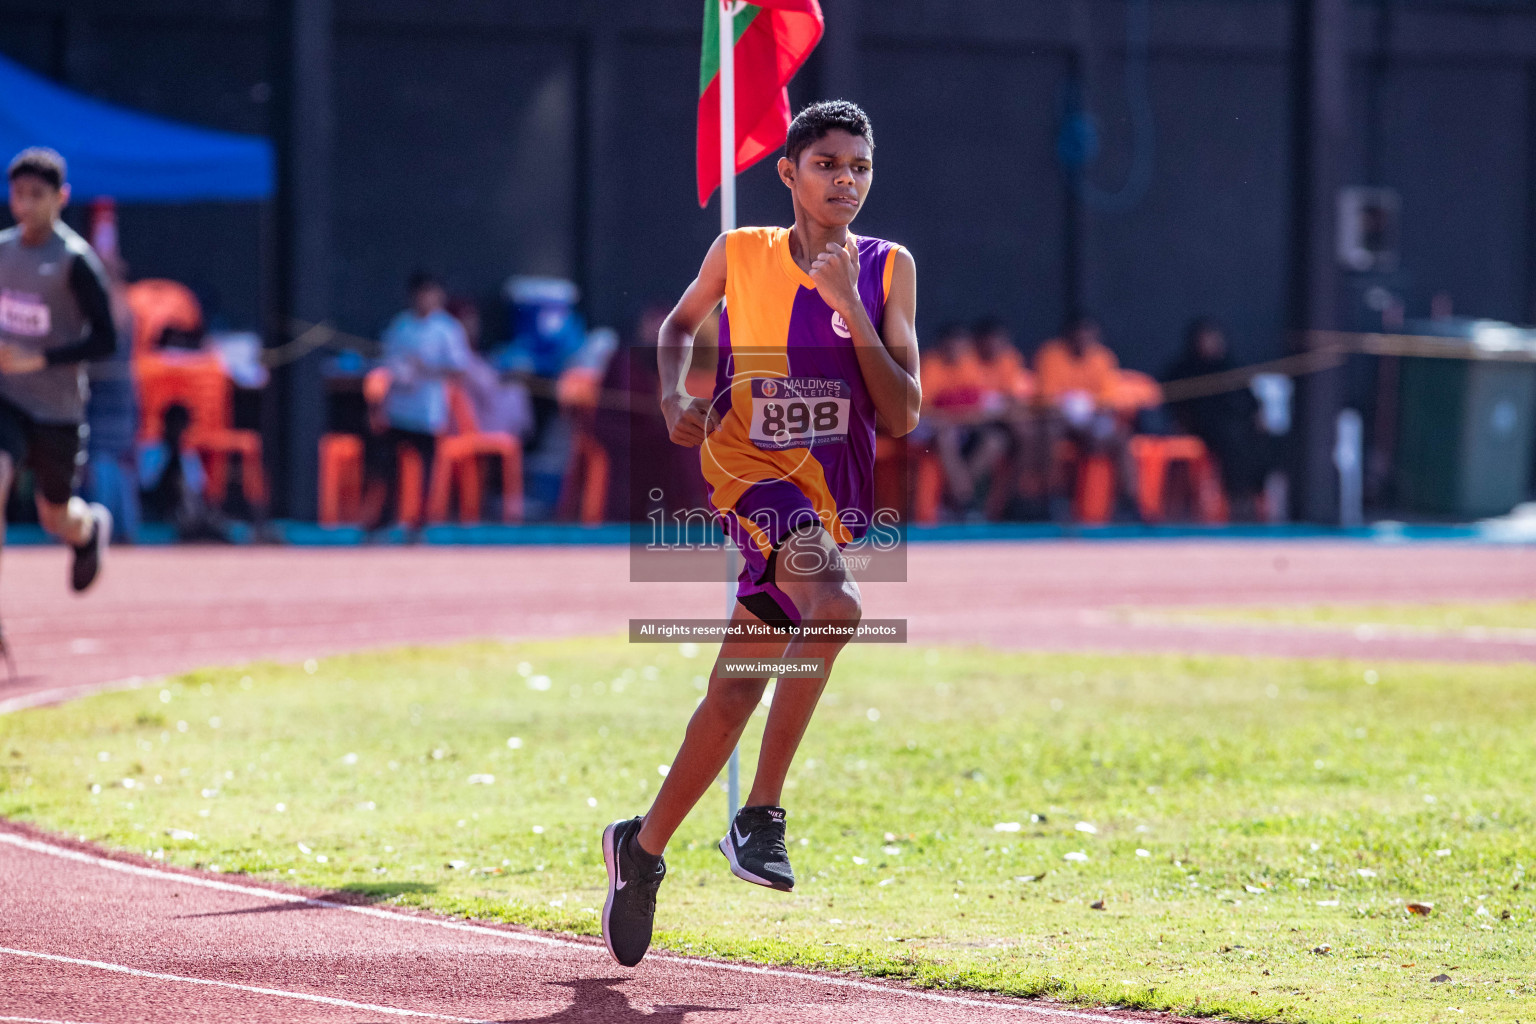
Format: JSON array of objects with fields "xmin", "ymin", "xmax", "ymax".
[
  {"xmin": 412, "ymin": 284, "xmax": 445, "ymax": 317},
  {"xmin": 8, "ymin": 174, "xmax": 68, "ymax": 236},
  {"xmin": 778, "ymin": 129, "xmax": 873, "ymax": 227}
]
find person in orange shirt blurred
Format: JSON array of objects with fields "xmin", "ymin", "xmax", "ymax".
[
  {"xmin": 918, "ymin": 323, "xmax": 1007, "ymax": 516},
  {"xmin": 1035, "ymin": 314, "xmax": 1119, "ymax": 405},
  {"xmin": 920, "ymin": 323, "xmax": 982, "ymax": 412},
  {"xmin": 973, "ymin": 318, "xmax": 1035, "ymax": 415},
  {"xmin": 1033, "ymin": 314, "xmax": 1139, "ymax": 519},
  {"xmin": 971, "ymin": 317, "xmax": 1044, "ymax": 518}
]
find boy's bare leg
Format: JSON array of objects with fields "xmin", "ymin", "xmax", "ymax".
[
  {"xmin": 36, "ymin": 495, "xmax": 95, "ymax": 547},
  {"xmin": 745, "ymin": 523, "xmax": 861, "ymax": 808},
  {"xmin": 636, "ymin": 609, "xmax": 786, "ymax": 856},
  {"xmin": 934, "ymin": 423, "xmax": 974, "ymax": 506},
  {"xmin": 1112, "ymin": 429, "xmax": 1140, "ymax": 508},
  {"xmin": 1012, "ymin": 411, "xmax": 1048, "ymax": 504},
  {"xmin": 1041, "ymin": 412, "xmax": 1070, "ymax": 505},
  {"xmin": 636, "ymin": 522, "xmax": 862, "ymax": 854}
]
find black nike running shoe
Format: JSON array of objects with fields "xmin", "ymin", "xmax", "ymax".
[
  {"xmin": 719, "ymin": 804, "xmax": 795, "ymax": 891},
  {"xmin": 70, "ymin": 503, "xmax": 112, "ymax": 593},
  {"xmin": 601, "ymin": 817, "xmax": 666, "ymax": 967}
]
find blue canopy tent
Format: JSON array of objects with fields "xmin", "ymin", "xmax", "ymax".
[{"xmin": 0, "ymin": 54, "xmax": 273, "ymax": 201}]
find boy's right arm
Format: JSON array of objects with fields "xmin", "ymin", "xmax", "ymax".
[{"xmin": 658, "ymin": 233, "xmax": 728, "ymax": 447}]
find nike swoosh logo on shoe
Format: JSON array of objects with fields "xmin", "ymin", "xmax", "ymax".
[
  {"xmin": 615, "ymin": 877, "xmax": 627, "ymax": 890},
  {"xmin": 733, "ymin": 823, "xmax": 752, "ymax": 846}
]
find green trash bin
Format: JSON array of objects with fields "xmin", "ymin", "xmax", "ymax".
[{"xmin": 1395, "ymin": 326, "xmax": 1536, "ymax": 518}]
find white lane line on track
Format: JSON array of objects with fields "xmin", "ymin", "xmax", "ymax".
[
  {"xmin": 0, "ymin": 676, "xmax": 156, "ymax": 715},
  {"xmin": 1, "ymin": 1016, "xmax": 109, "ymax": 1024},
  {"xmin": 0, "ymin": 947, "xmax": 487, "ymax": 1023},
  {"xmin": 0, "ymin": 830, "xmax": 1130, "ymax": 1022},
  {"xmin": 1117, "ymin": 611, "xmax": 1536, "ymax": 645},
  {"xmin": 0, "ymin": 831, "xmax": 567, "ymax": 946}
]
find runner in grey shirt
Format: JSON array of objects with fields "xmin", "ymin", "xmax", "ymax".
[{"xmin": 0, "ymin": 148, "xmax": 116, "ymax": 670}]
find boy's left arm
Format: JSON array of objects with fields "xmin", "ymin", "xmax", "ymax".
[
  {"xmin": 0, "ymin": 252, "xmax": 117, "ymax": 374},
  {"xmin": 809, "ymin": 241, "xmax": 921, "ymax": 436}
]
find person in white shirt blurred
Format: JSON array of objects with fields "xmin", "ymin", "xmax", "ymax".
[
  {"xmin": 446, "ymin": 295, "xmax": 531, "ymax": 440},
  {"xmin": 362, "ymin": 271, "xmax": 471, "ymax": 532}
]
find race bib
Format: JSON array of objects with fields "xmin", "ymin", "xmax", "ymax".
[
  {"xmin": 0, "ymin": 289, "xmax": 50, "ymax": 338},
  {"xmin": 748, "ymin": 377, "xmax": 851, "ymax": 450}
]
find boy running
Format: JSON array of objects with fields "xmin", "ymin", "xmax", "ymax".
[
  {"xmin": 602, "ymin": 101, "xmax": 920, "ymax": 967},
  {"xmin": 0, "ymin": 148, "xmax": 116, "ymax": 664}
]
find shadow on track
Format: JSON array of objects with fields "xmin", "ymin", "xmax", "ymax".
[
  {"xmin": 175, "ymin": 881, "xmax": 438, "ymax": 919},
  {"xmin": 503, "ymin": 977, "xmax": 736, "ymax": 1023}
]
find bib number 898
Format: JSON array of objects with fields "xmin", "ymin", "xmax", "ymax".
[{"xmin": 762, "ymin": 400, "xmax": 841, "ymax": 438}]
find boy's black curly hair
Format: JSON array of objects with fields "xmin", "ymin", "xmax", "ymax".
[
  {"xmin": 8, "ymin": 147, "xmax": 66, "ymax": 190},
  {"xmin": 784, "ymin": 100, "xmax": 873, "ymax": 165}
]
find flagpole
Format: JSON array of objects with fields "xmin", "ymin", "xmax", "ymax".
[
  {"xmin": 719, "ymin": 0, "xmax": 742, "ymax": 830},
  {"xmin": 719, "ymin": 0, "xmax": 737, "ymax": 238}
]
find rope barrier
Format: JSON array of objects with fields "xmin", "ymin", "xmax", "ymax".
[
  {"xmin": 36, "ymin": 324, "xmax": 1536, "ymax": 409},
  {"xmin": 1159, "ymin": 329, "xmax": 1536, "ymax": 404}
]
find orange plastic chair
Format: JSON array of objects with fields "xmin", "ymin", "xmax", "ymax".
[
  {"xmin": 1074, "ymin": 452, "xmax": 1116, "ymax": 525},
  {"xmin": 1130, "ymin": 435, "xmax": 1229, "ymax": 524},
  {"xmin": 426, "ymin": 385, "xmax": 524, "ymax": 524},
  {"xmin": 1052, "ymin": 438, "xmax": 1115, "ymax": 525},
  {"xmin": 125, "ymin": 280, "xmax": 202, "ymax": 355},
  {"xmin": 136, "ymin": 351, "xmax": 267, "ymax": 507},
  {"xmin": 361, "ymin": 366, "xmax": 428, "ymax": 523},
  {"xmin": 317, "ymin": 434, "xmax": 364, "ymax": 526},
  {"xmin": 872, "ymin": 431, "xmax": 909, "ymax": 526},
  {"xmin": 557, "ymin": 431, "xmax": 610, "ymax": 524},
  {"xmin": 317, "ymin": 368, "xmax": 429, "ymax": 527},
  {"xmin": 554, "ymin": 367, "xmax": 610, "ymax": 524},
  {"xmin": 1042, "ymin": 372, "xmax": 1159, "ymax": 526},
  {"xmin": 136, "ymin": 351, "xmax": 216, "ymax": 441},
  {"xmin": 399, "ymin": 447, "xmax": 426, "ymax": 525},
  {"xmin": 912, "ymin": 445, "xmax": 944, "ymax": 525}
]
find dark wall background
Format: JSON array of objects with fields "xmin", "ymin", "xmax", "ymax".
[
  {"xmin": 0, "ymin": 7, "xmax": 269, "ymax": 331},
  {"xmin": 331, "ymin": 26, "xmax": 581, "ymax": 333},
  {"xmin": 3, "ymin": 0, "xmax": 1536, "ymax": 374}
]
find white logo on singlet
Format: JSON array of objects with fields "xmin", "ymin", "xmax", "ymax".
[{"xmin": 830, "ymin": 311, "xmax": 851, "ymax": 338}]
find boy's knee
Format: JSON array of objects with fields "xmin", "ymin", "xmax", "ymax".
[
  {"xmin": 808, "ymin": 588, "xmax": 862, "ymax": 628},
  {"xmin": 707, "ymin": 677, "xmax": 766, "ymax": 721}
]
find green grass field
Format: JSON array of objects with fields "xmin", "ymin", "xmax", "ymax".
[
  {"xmin": 2, "ymin": 640, "xmax": 1532, "ymax": 1023},
  {"xmin": 1131, "ymin": 601, "xmax": 1536, "ymax": 635}
]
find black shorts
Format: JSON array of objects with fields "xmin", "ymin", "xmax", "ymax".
[{"xmin": 0, "ymin": 396, "xmax": 85, "ymax": 505}]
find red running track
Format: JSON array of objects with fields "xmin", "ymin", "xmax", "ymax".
[
  {"xmin": 0, "ymin": 826, "xmax": 1175, "ymax": 1024},
  {"xmin": 1, "ymin": 541, "xmax": 1532, "ymax": 712},
  {"xmin": 0, "ymin": 540, "xmax": 1531, "ymax": 1023}
]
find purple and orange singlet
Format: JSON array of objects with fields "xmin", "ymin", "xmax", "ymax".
[{"xmin": 701, "ymin": 226, "xmax": 906, "ymax": 612}]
